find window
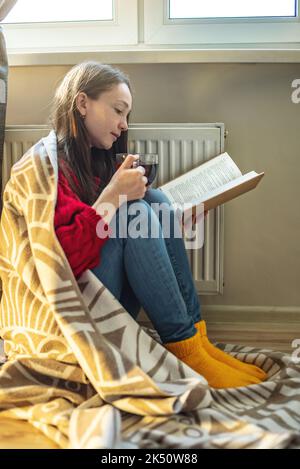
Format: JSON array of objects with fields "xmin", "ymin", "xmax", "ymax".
[
  {"xmin": 2, "ymin": 0, "xmax": 300, "ymax": 61},
  {"xmin": 144, "ymin": 0, "xmax": 300, "ymax": 46},
  {"xmin": 2, "ymin": 0, "xmax": 138, "ymax": 52},
  {"xmin": 2, "ymin": 0, "xmax": 113, "ymax": 23},
  {"xmin": 169, "ymin": 0, "xmax": 297, "ymax": 20}
]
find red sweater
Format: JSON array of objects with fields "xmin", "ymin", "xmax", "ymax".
[{"xmin": 54, "ymin": 169, "xmax": 111, "ymax": 279}]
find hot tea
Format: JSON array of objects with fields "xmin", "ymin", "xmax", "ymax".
[
  {"xmin": 139, "ymin": 162, "xmax": 158, "ymax": 186},
  {"xmin": 115, "ymin": 153, "xmax": 159, "ymax": 186}
]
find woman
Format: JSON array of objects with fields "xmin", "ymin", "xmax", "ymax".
[{"xmin": 52, "ymin": 61, "xmax": 266, "ymax": 388}]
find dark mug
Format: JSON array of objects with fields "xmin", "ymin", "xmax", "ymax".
[{"xmin": 115, "ymin": 153, "xmax": 159, "ymax": 186}]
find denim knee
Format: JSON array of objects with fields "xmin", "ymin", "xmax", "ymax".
[
  {"xmin": 144, "ymin": 189, "xmax": 182, "ymax": 239},
  {"xmin": 143, "ymin": 188, "xmax": 172, "ymax": 207},
  {"xmin": 113, "ymin": 198, "xmax": 162, "ymax": 239}
]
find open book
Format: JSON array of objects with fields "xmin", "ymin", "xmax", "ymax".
[{"xmin": 158, "ymin": 152, "xmax": 264, "ymax": 213}]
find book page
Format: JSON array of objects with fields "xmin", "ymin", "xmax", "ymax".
[
  {"xmin": 196, "ymin": 171, "xmax": 259, "ymax": 204},
  {"xmin": 159, "ymin": 152, "xmax": 242, "ymax": 205}
]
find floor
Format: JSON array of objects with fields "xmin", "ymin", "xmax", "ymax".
[{"xmin": 0, "ymin": 418, "xmax": 59, "ymax": 449}]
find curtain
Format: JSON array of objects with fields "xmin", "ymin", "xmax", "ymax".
[{"xmin": 0, "ymin": 0, "xmax": 17, "ymax": 214}]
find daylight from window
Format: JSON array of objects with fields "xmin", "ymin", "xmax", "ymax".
[
  {"xmin": 2, "ymin": 0, "xmax": 113, "ymax": 23},
  {"xmin": 169, "ymin": 0, "xmax": 296, "ymax": 19}
]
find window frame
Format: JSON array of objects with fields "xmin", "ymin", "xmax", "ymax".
[
  {"xmin": 144, "ymin": 0, "xmax": 300, "ymax": 46},
  {"xmin": 1, "ymin": 0, "xmax": 138, "ymax": 52},
  {"xmin": 2, "ymin": 0, "xmax": 300, "ymax": 65}
]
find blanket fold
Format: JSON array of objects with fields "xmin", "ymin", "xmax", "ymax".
[{"xmin": 0, "ymin": 131, "xmax": 299, "ymax": 449}]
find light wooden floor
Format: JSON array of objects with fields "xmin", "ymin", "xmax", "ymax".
[{"xmin": 0, "ymin": 418, "xmax": 59, "ymax": 449}]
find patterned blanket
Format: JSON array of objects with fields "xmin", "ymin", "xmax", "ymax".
[{"xmin": 0, "ymin": 130, "xmax": 299, "ymax": 449}]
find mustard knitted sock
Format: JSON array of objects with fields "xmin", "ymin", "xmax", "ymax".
[
  {"xmin": 164, "ymin": 330, "xmax": 263, "ymax": 389},
  {"xmin": 195, "ymin": 320, "xmax": 267, "ymax": 381}
]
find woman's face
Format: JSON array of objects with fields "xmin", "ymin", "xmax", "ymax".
[{"xmin": 80, "ymin": 83, "xmax": 132, "ymax": 149}]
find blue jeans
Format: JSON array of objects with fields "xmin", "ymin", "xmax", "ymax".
[{"xmin": 91, "ymin": 188, "xmax": 201, "ymax": 344}]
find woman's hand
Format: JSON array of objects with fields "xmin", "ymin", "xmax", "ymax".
[
  {"xmin": 107, "ymin": 154, "xmax": 148, "ymax": 205},
  {"xmin": 92, "ymin": 154, "xmax": 148, "ymax": 224},
  {"xmin": 192, "ymin": 210, "xmax": 208, "ymax": 224},
  {"xmin": 181, "ymin": 209, "xmax": 208, "ymax": 231}
]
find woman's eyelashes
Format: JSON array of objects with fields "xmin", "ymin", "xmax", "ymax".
[{"xmin": 115, "ymin": 109, "xmax": 130, "ymax": 126}]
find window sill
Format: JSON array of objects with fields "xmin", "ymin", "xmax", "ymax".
[{"xmin": 7, "ymin": 45, "xmax": 300, "ymax": 66}]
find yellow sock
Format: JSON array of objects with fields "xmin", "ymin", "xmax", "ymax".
[
  {"xmin": 164, "ymin": 330, "xmax": 263, "ymax": 389},
  {"xmin": 195, "ymin": 320, "xmax": 267, "ymax": 381}
]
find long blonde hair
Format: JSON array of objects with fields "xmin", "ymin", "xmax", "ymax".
[{"xmin": 50, "ymin": 61, "xmax": 132, "ymax": 204}]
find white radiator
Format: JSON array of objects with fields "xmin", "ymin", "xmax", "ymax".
[{"xmin": 2, "ymin": 123, "xmax": 225, "ymax": 294}]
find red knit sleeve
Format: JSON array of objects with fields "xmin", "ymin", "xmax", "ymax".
[{"xmin": 54, "ymin": 171, "xmax": 111, "ymax": 279}]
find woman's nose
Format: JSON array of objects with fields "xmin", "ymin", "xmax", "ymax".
[{"xmin": 120, "ymin": 118, "xmax": 128, "ymax": 132}]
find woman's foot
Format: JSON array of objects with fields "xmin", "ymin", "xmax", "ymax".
[
  {"xmin": 164, "ymin": 330, "xmax": 264, "ymax": 389},
  {"xmin": 195, "ymin": 320, "xmax": 267, "ymax": 381}
]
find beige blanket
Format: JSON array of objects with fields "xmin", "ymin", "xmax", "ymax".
[{"xmin": 0, "ymin": 130, "xmax": 299, "ymax": 449}]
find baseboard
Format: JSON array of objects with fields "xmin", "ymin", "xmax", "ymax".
[
  {"xmin": 201, "ymin": 305, "xmax": 300, "ymax": 353},
  {"xmin": 201, "ymin": 305, "xmax": 300, "ymax": 323},
  {"xmin": 139, "ymin": 305, "xmax": 300, "ymax": 353}
]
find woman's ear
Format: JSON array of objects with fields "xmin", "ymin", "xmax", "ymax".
[{"xmin": 75, "ymin": 92, "xmax": 88, "ymax": 118}]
